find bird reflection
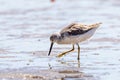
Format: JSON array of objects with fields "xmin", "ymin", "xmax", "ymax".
[{"xmin": 48, "ymin": 59, "xmax": 81, "ymax": 69}]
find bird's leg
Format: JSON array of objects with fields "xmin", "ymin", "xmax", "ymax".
[
  {"xmin": 76, "ymin": 43, "xmax": 80, "ymax": 60},
  {"xmin": 57, "ymin": 45, "xmax": 74, "ymax": 57},
  {"xmin": 78, "ymin": 60, "xmax": 80, "ymax": 68}
]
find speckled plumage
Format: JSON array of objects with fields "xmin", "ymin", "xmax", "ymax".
[{"xmin": 57, "ymin": 22, "xmax": 102, "ymax": 44}]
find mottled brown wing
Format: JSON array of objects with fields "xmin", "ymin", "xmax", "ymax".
[
  {"xmin": 60, "ymin": 23, "xmax": 77, "ymax": 33},
  {"xmin": 60, "ymin": 23, "xmax": 92, "ymax": 37},
  {"xmin": 66, "ymin": 27, "xmax": 92, "ymax": 36}
]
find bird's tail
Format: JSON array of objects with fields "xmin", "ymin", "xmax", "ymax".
[{"xmin": 89, "ymin": 22, "xmax": 102, "ymax": 28}]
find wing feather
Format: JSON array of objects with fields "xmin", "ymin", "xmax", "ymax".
[
  {"xmin": 60, "ymin": 23, "xmax": 92, "ymax": 37},
  {"xmin": 60, "ymin": 22, "xmax": 102, "ymax": 37}
]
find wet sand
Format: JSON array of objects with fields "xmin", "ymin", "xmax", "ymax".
[{"xmin": 0, "ymin": 0, "xmax": 120, "ymax": 80}]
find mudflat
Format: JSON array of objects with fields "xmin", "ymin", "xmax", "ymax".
[{"xmin": 0, "ymin": 0, "xmax": 120, "ymax": 80}]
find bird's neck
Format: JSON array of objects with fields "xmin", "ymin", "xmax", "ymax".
[{"xmin": 55, "ymin": 35, "xmax": 63, "ymax": 44}]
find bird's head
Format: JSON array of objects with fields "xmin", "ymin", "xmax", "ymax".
[
  {"xmin": 50, "ymin": 33, "xmax": 60, "ymax": 43},
  {"xmin": 48, "ymin": 33, "xmax": 60, "ymax": 56}
]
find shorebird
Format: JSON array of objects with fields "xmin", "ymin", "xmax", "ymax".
[{"xmin": 48, "ymin": 22, "xmax": 102, "ymax": 60}]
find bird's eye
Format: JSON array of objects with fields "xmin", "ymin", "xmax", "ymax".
[
  {"xmin": 50, "ymin": 36, "xmax": 53, "ymax": 41},
  {"xmin": 50, "ymin": 35, "xmax": 57, "ymax": 41},
  {"xmin": 53, "ymin": 35, "xmax": 57, "ymax": 38}
]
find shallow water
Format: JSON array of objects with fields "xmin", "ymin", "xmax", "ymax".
[{"xmin": 0, "ymin": 0, "xmax": 120, "ymax": 80}]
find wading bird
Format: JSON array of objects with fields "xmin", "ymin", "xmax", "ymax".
[{"xmin": 48, "ymin": 22, "xmax": 102, "ymax": 60}]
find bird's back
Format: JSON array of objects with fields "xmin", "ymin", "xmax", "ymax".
[
  {"xmin": 62, "ymin": 22, "xmax": 101, "ymax": 30},
  {"xmin": 60, "ymin": 22, "xmax": 102, "ymax": 35}
]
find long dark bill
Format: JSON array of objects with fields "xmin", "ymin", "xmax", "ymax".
[{"xmin": 48, "ymin": 42, "xmax": 54, "ymax": 56}]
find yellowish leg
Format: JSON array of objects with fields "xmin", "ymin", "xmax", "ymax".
[
  {"xmin": 77, "ymin": 43, "xmax": 80, "ymax": 60},
  {"xmin": 57, "ymin": 45, "xmax": 74, "ymax": 57}
]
